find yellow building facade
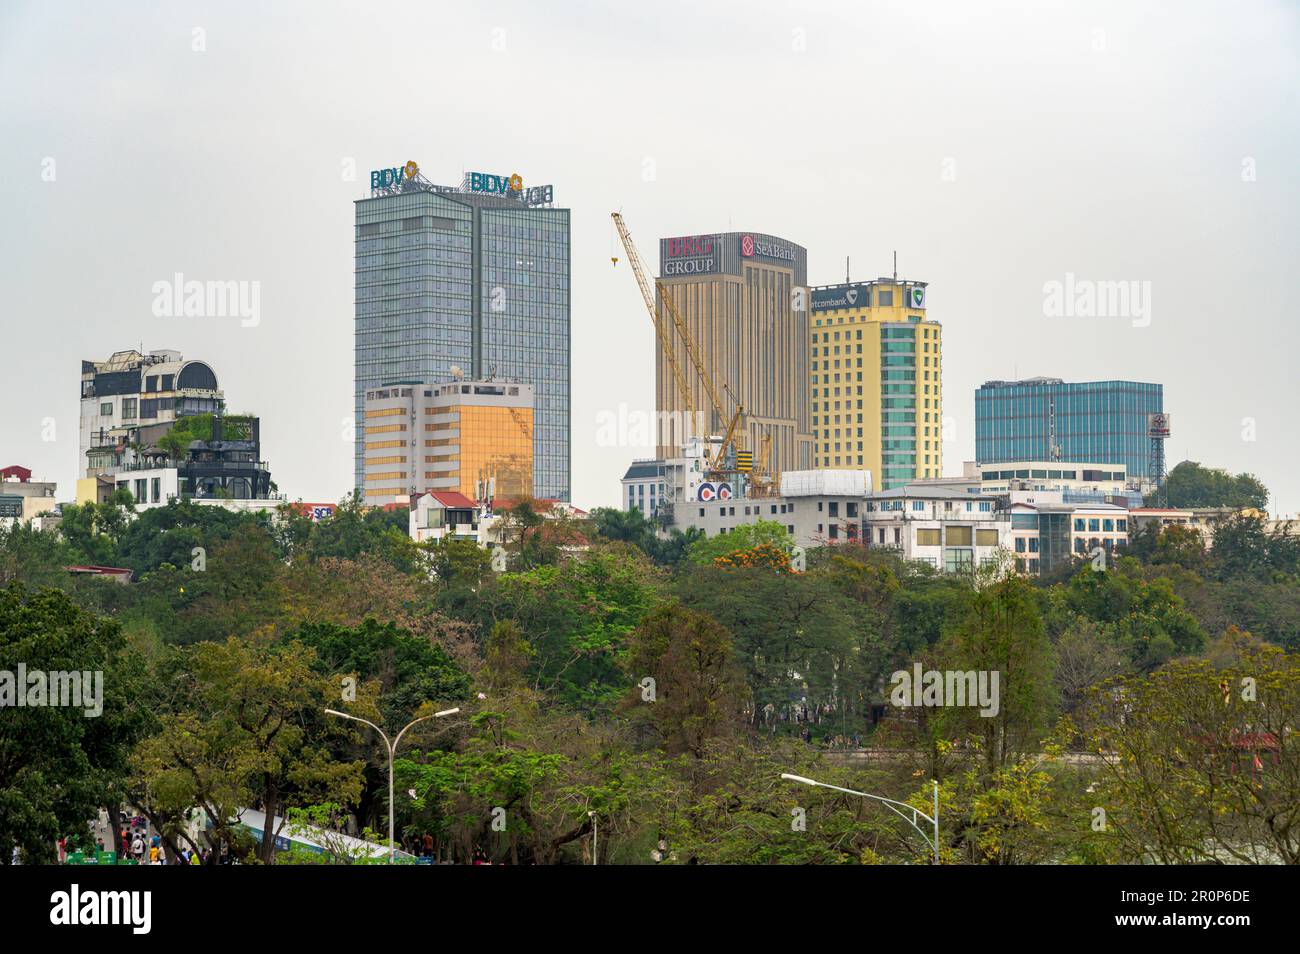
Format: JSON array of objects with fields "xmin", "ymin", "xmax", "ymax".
[
  {"xmin": 809, "ymin": 279, "xmax": 941, "ymax": 489},
  {"xmin": 362, "ymin": 379, "xmax": 534, "ymax": 505}
]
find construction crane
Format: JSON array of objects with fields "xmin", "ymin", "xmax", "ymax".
[
  {"xmin": 749, "ymin": 432, "xmax": 778, "ymax": 498},
  {"xmin": 611, "ymin": 212, "xmax": 745, "ymax": 480}
]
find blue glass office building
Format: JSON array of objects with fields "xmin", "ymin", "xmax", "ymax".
[
  {"xmin": 975, "ymin": 378, "xmax": 1163, "ymax": 480},
  {"xmin": 354, "ymin": 167, "xmax": 570, "ymax": 500}
]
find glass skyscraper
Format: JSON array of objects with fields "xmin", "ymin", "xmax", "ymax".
[
  {"xmin": 354, "ymin": 168, "xmax": 570, "ymax": 500},
  {"xmin": 975, "ymin": 378, "xmax": 1163, "ymax": 480}
]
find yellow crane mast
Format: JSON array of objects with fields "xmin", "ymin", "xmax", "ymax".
[{"xmin": 611, "ymin": 212, "xmax": 745, "ymax": 478}]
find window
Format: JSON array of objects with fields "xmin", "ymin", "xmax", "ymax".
[
  {"xmin": 944, "ymin": 548, "xmax": 973, "ymax": 573},
  {"xmin": 916, "ymin": 528, "xmax": 941, "ymax": 546},
  {"xmin": 1015, "ymin": 537, "xmax": 1026, "ymax": 553},
  {"xmin": 912, "ymin": 500, "xmax": 924, "ymax": 511},
  {"xmin": 1028, "ymin": 538, "xmax": 1039, "ymax": 553},
  {"xmin": 976, "ymin": 529, "xmax": 999, "ymax": 546},
  {"xmin": 100, "ymin": 402, "xmax": 112, "ymax": 415},
  {"xmin": 1103, "ymin": 519, "xmax": 1114, "ymax": 532},
  {"xmin": 946, "ymin": 526, "xmax": 973, "ymax": 546},
  {"xmin": 1088, "ymin": 519, "xmax": 1100, "ymax": 532},
  {"xmin": 1074, "ymin": 518, "xmax": 1085, "ymax": 531},
  {"xmin": 122, "ymin": 398, "xmax": 137, "ymax": 419}
]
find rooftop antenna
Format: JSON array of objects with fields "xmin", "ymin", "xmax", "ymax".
[
  {"xmin": 845, "ymin": 256, "xmax": 850, "ymax": 284},
  {"xmin": 893, "ymin": 251, "xmax": 897, "ymax": 282}
]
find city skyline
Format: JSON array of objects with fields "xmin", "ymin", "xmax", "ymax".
[{"xmin": 3, "ymin": 1, "xmax": 1297, "ymax": 514}]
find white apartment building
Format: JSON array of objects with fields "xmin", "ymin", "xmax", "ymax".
[{"xmin": 862, "ymin": 486, "xmax": 1009, "ymax": 572}]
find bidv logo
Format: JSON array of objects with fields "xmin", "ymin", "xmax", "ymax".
[
  {"xmin": 469, "ymin": 171, "xmax": 523, "ymax": 195},
  {"xmin": 370, "ymin": 160, "xmax": 418, "ymax": 190}
]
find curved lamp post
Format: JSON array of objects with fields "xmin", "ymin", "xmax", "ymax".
[
  {"xmin": 780, "ymin": 773, "xmax": 940, "ymax": 865},
  {"xmin": 326, "ymin": 707, "xmax": 460, "ymax": 863}
]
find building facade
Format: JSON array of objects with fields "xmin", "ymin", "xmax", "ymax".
[
  {"xmin": 621, "ymin": 460, "xmax": 667, "ymax": 520},
  {"xmin": 655, "ymin": 231, "xmax": 812, "ymax": 476},
  {"xmin": 362, "ymin": 378, "xmax": 534, "ymax": 507},
  {"xmin": 80, "ymin": 349, "xmax": 223, "ymax": 476},
  {"xmin": 809, "ymin": 278, "xmax": 941, "ymax": 489},
  {"xmin": 862, "ymin": 486, "xmax": 1006, "ymax": 572},
  {"xmin": 1008, "ymin": 500, "xmax": 1130, "ymax": 575},
  {"xmin": 0, "ymin": 465, "xmax": 58, "ymax": 527},
  {"xmin": 355, "ymin": 164, "xmax": 570, "ymax": 500},
  {"xmin": 79, "ymin": 413, "xmax": 275, "ymax": 509},
  {"xmin": 975, "ymin": 378, "xmax": 1163, "ymax": 482}
]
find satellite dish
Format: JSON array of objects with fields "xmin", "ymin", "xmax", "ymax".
[{"xmin": 450, "ymin": 365, "xmax": 464, "ymax": 380}]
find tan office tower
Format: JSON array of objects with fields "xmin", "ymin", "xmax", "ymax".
[
  {"xmin": 655, "ymin": 232, "xmax": 812, "ymax": 476},
  {"xmin": 808, "ymin": 278, "xmax": 940, "ymax": 489}
]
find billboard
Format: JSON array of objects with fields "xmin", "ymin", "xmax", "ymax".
[
  {"xmin": 811, "ymin": 284, "xmax": 872, "ymax": 311},
  {"xmin": 740, "ymin": 234, "xmax": 796, "ymax": 262},
  {"xmin": 1147, "ymin": 413, "xmax": 1172, "ymax": 439},
  {"xmin": 662, "ymin": 234, "xmax": 718, "ymax": 276}
]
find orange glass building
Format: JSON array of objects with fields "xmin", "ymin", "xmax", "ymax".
[{"xmin": 362, "ymin": 379, "xmax": 534, "ymax": 505}]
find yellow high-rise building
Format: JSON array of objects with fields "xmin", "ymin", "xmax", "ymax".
[{"xmin": 809, "ymin": 279, "xmax": 941, "ymax": 489}]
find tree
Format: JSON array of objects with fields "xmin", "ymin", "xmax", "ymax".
[
  {"xmin": 1054, "ymin": 559, "xmax": 1205, "ymax": 669},
  {"xmin": 57, "ymin": 489, "xmax": 135, "ymax": 566},
  {"xmin": 473, "ymin": 547, "xmax": 663, "ymax": 711},
  {"xmin": 938, "ymin": 576, "xmax": 1057, "ymax": 774},
  {"xmin": 685, "ymin": 519, "xmax": 791, "ymax": 566},
  {"xmin": 131, "ymin": 637, "xmax": 367, "ymax": 864},
  {"xmin": 674, "ymin": 559, "xmax": 867, "ymax": 735},
  {"xmin": 0, "ymin": 585, "xmax": 139, "ymax": 863},
  {"xmin": 1080, "ymin": 638, "xmax": 1300, "ymax": 864},
  {"xmin": 288, "ymin": 618, "xmax": 471, "ymax": 728},
  {"xmin": 622, "ymin": 604, "xmax": 746, "ymax": 757},
  {"xmin": 1165, "ymin": 460, "xmax": 1269, "ymax": 510}
]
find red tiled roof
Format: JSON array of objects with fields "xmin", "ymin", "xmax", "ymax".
[{"xmin": 1, "ymin": 465, "xmax": 32, "ymax": 481}]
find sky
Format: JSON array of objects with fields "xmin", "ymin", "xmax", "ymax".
[{"xmin": 2, "ymin": 0, "xmax": 1297, "ymax": 514}]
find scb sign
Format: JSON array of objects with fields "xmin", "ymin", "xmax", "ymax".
[{"xmin": 371, "ymin": 160, "xmax": 419, "ymax": 190}]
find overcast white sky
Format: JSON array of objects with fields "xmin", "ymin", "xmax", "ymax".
[{"xmin": 2, "ymin": 0, "xmax": 1297, "ymax": 513}]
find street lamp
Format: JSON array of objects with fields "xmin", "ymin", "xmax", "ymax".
[
  {"xmin": 780, "ymin": 773, "xmax": 940, "ymax": 865},
  {"xmin": 326, "ymin": 706, "xmax": 460, "ymax": 864}
]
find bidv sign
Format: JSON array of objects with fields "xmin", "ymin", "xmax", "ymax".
[
  {"xmin": 468, "ymin": 171, "xmax": 554, "ymax": 207},
  {"xmin": 371, "ymin": 160, "xmax": 419, "ymax": 190},
  {"xmin": 663, "ymin": 234, "xmax": 718, "ymax": 276}
]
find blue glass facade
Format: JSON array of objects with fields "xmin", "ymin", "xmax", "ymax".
[
  {"xmin": 354, "ymin": 188, "xmax": 570, "ymax": 500},
  {"xmin": 974, "ymin": 379, "xmax": 1163, "ymax": 479}
]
